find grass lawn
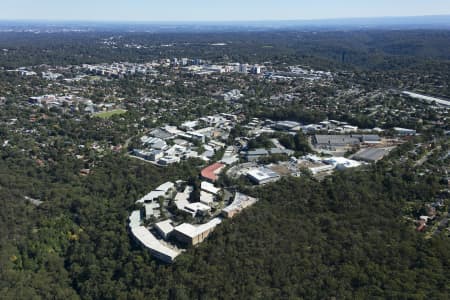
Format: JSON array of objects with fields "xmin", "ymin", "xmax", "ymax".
[{"xmin": 95, "ymin": 109, "xmax": 127, "ymax": 119}]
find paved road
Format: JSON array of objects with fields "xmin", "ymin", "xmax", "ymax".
[{"xmin": 414, "ymin": 147, "xmax": 440, "ymax": 167}]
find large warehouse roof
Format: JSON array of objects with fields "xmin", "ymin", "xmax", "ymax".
[
  {"xmin": 353, "ymin": 148, "xmax": 392, "ymax": 162},
  {"xmin": 314, "ymin": 135, "xmax": 360, "ymax": 146},
  {"xmin": 246, "ymin": 167, "xmax": 280, "ymax": 184}
]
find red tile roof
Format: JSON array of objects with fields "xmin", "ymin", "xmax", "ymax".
[
  {"xmin": 416, "ymin": 223, "xmax": 426, "ymax": 232},
  {"xmin": 201, "ymin": 163, "xmax": 225, "ymax": 182}
]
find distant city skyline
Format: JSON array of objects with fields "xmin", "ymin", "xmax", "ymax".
[{"xmin": 1, "ymin": 0, "xmax": 450, "ymax": 22}]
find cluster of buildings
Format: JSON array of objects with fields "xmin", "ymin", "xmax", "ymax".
[
  {"xmin": 265, "ymin": 66, "xmax": 333, "ymax": 81},
  {"xmin": 289, "ymin": 154, "xmax": 363, "ymax": 175},
  {"xmin": 173, "ymin": 179, "xmax": 223, "ymax": 216},
  {"xmin": 41, "ymin": 71, "xmax": 63, "ymax": 80},
  {"xmin": 126, "ymin": 112, "xmax": 419, "ymax": 262},
  {"xmin": 225, "ymin": 117, "xmax": 403, "ymax": 184},
  {"xmin": 219, "ymin": 89, "xmax": 243, "ymax": 102},
  {"xmin": 242, "ymin": 118, "xmax": 381, "ymax": 137},
  {"xmin": 239, "ymin": 117, "xmax": 398, "ymax": 159},
  {"xmin": 12, "ymin": 57, "xmax": 269, "ymax": 84},
  {"xmin": 244, "ymin": 119, "xmax": 415, "ymax": 143},
  {"xmin": 28, "ymin": 94, "xmax": 120, "ymax": 114},
  {"xmin": 82, "ymin": 62, "xmax": 159, "ymax": 78},
  {"xmin": 133, "ymin": 113, "xmax": 405, "ymax": 187},
  {"xmin": 29, "ymin": 94, "xmax": 93, "ymax": 110},
  {"xmin": 243, "ymin": 148, "xmax": 295, "ymax": 162},
  {"xmin": 228, "ymin": 154, "xmax": 365, "ymax": 185},
  {"xmin": 132, "ymin": 113, "xmax": 239, "ymax": 166},
  {"xmin": 8, "ymin": 68, "xmax": 37, "ymax": 76},
  {"xmin": 246, "ymin": 167, "xmax": 281, "ymax": 185},
  {"xmin": 128, "ymin": 165, "xmax": 258, "ymax": 263},
  {"xmin": 13, "ymin": 61, "xmax": 336, "ymax": 86},
  {"xmin": 301, "ymin": 120, "xmax": 373, "ymax": 134},
  {"xmin": 177, "ymin": 61, "xmax": 333, "ymax": 79},
  {"xmin": 180, "ymin": 61, "xmax": 265, "ymax": 76},
  {"xmin": 312, "ymin": 134, "xmax": 381, "ymax": 151}
]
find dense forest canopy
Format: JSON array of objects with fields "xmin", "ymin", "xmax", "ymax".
[
  {"xmin": 1, "ymin": 30, "xmax": 450, "ymax": 70},
  {"xmin": 0, "ymin": 147, "xmax": 449, "ymax": 299}
]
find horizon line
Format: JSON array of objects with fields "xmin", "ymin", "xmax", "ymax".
[{"xmin": 1, "ymin": 14, "xmax": 450, "ymax": 25}]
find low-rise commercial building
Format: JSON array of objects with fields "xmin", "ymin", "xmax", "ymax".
[
  {"xmin": 131, "ymin": 226, "xmax": 181, "ymax": 263},
  {"xmin": 247, "ymin": 167, "xmax": 280, "ymax": 185},
  {"xmin": 245, "ymin": 149, "xmax": 269, "ymax": 161},
  {"xmin": 274, "ymin": 121, "xmax": 301, "ymax": 131},
  {"xmin": 173, "ymin": 218, "xmax": 222, "ymax": 246},
  {"xmin": 313, "ymin": 135, "xmax": 360, "ymax": 148},
  {"xmin": 322, "ymin": 157, "xmax": 362, "ymax": 170},
  {"xmin": 158, "ymin": 156, "xmax": 181, "ymax": 165},
  {"xmin": 222, "ymin": 192, "xmax": 258, "ymax": 218},
  {"xmin": 313, "ymin": 134, "xmax": 381, "ymax": 150}
]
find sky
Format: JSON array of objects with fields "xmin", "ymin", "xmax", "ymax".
[{"xmin": 1, "ymin": 0, "xmax": 450, "ymax": 22}]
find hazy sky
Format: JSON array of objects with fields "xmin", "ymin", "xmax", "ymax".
[{"xmin": 1, "ymin": 0, "xmax": 450, "ymax": 22}]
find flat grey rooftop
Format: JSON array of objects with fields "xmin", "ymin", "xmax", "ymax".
[{"xmin": 353, "ymin": 148, "xmax": 391, "ymax": 162}]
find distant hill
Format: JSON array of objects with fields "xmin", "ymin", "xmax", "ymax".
[{"xmin": 1, "ymin": 15, "xmax": 450, "ymax": 33}]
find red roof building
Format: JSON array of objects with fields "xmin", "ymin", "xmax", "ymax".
[
  {"xmin": 416, "ymin": 220, "xmax": 427, "ymax": 232},
  {"xmin": 201, "ymin": 163, "xmax": 225, "ymax": 182}
]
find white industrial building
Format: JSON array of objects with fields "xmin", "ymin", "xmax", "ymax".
[
  {"xmin": 322, "ymin": 157, "xmax": 362, "ymax": 170},
  {"xmin": 246, "ymin": 167, "xmax": 280, "ymax": 185}
]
